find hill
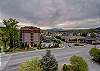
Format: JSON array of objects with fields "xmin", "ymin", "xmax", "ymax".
[
  {"xmin": 96, "ymin": 27, "xmax": 100, "ymax": 30},
  {"xmin": 47, "ymin": 28, "xmax": 65, "ymax": 32}
]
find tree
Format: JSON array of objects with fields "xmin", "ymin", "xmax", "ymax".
[
  {"xmin": 2, "ymin": 18, "xmax": 19, "ymax": 51},
  {"xmin": 80, "ymin": 32, "xmax": 87, "ymax": 37},
  {"xmin": 70, "ymin": 55, "xmax": 88, "ymax": 71},
  {"xmin": 0, "ymin": 29, "xmax": 9, "ymax": 52},
  {"xmin": 0, "ymin": 30, "xmax": 9, "ymax": 48},
  {"xmin": 55, "ymin": 36, "xmax": 65, "ymax": 41},
  {"xmin": 90, "ymin": 33, "xmax": 96, "ymax": 38},
  {"xmin": 89, "ymin": 48, "xmax": 100, "ymax": 62},
  {"xmin": 63, "ymin": 64, "xmax": 67, "ymax": 71},
  {"xmin": 18, "ymin": 58, "xmax": 42, "ymax": 71},
  {"xmin": 40, "ymin": 50, "xmax": 58, "ymax": 71},
  {"xmin": 20, "ymin": 42, "xmax": 25, "ymax": 49},
  {"xmin": 37, "ymin": 43, "xmax": 42, "ymax": 49}
]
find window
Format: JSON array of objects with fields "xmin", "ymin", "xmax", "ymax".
[{"xmin": 31, "ymin": 39, "xmax": 33, "ymax": 41}]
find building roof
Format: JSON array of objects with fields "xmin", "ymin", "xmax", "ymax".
[
  {"xmin": 20, "ymin": 26, "xmax": 40, "ymax": 31},
  {"xmin": 85, "ymin": 37, "xmax": 96, "ymax": 41}
]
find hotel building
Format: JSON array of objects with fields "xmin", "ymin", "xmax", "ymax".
[{"xmin": 20, "ymin": 26, "xmax": 40, "ymax": 47}]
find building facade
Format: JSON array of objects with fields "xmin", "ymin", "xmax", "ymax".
[{"xmin": 20, "ymin": 26, "xmax": 40, "ymax": 47}]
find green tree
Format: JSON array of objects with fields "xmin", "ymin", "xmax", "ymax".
[
  {"xmin": 37, "ymin": 43, "xmax": 42, "ymax": 49},
  {"xmin": 18, "ymin": 58, "xmax": 42, "ymax": 71},
  {"xmin": 63, "ymin": 64, "xmax": 67, "ymax": 71},
  {"xmin": 89, "ymin": 48, "xmax": 100, "ymax": 62},
  {"xmin": 80, "ymin": 32, "xmax": 87, "ymax": 37},
  {"xmin": 0, "ymin": 30, "xmax": 9, "ymax": 48},
  {"xmin": 70, "ymin": 55, "xmax": 88, "ymax": 71},
  {"xmin": 40, "ymin": 50, "xmax": 58, "ymax": 71},
  {"xmin": 90, "ymin": 33, "xmax": 96, "ymax": 38},
  {"xmin": 2, "ymin": 18, "xmax": 19, "ymax": 51},
  {"xmin": 0, "ymin": 29, "xmax": 9, "ymax": 52},
  {"xmin": 55, "ymin": 36, "xmax": 65, "ymax": 41}
]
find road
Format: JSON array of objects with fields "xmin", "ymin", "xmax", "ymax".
[{"xmin": 1, "ymin": 44, "xmax": 100, "ymax": 71}]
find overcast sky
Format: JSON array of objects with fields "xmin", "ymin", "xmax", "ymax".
[{"xmin": 0, "ymin": 0, "xmax": 100, "ymax": 29}]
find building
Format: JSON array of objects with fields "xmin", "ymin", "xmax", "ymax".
[
  {"xmin": 96, "ymin": 33, "xmax": 100, "ymax": 41},
  {"xmin": 85, "ymin": 37, "xmax": 96, "ymax": 44},
  {"xmin": 64, "ymin": 36, "xmax": 85, "ymax": 43},
  {"xmin": 20, "ymin": 26, "xmax": 40, "ymax": 47}
]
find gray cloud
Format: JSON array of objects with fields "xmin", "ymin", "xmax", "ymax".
[{"xmin": 0, "ymin": 0, "xmax": 100, "ymax": 28}]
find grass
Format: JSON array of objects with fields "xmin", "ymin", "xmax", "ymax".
[
  {"xmin": 4, "ymin": 47, "xmax": 36, "ymax": 54},
  {"xmin": 1, "ymin": 43, "xmax": 63, "ymax": 54}
]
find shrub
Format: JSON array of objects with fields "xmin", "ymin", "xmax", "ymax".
[
  {"xmin": 40, "ymin": 50, "xmax": 58, "ymax": 71},
  {"xmin": 63, "ymin": 64, "xmax": 67, "ymax": 71},
  {"xmin": 67, "ymin": 65, "xmax": 72, "ymax": 71},
  {"xmin": 62, "ymin": 64, "xmax": 72, "ymax": 71},
  {"xmin": 18, "ymin": 58, "xmax": 42, "ymax": 71},
  {"xmin": 89, "ymin": 48, "xmax": 100, "ymax": 62},
  {"xmin": 20, "ymin": 42, "xmax": 25, "ymax": 49},
  {"xmin": 37, "ymin": 43, "xmax": 42, "ymax": 49},
  {"xmin": 70, "ymin": 55, "xmax": 88, "ymax": 71}
]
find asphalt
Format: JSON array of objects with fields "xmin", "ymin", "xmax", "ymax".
[{"xmin": 1, "ymin": 43, "xmax": 100, "ymax": 71}]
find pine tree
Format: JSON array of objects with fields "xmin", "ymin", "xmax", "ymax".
[{"xmin": 40, "ymin": 50, "xmax": 58, "ymax": 71}]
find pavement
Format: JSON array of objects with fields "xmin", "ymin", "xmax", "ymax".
[{"xmin": 0, "ymin": 43, "xmax": 100, "ymax": 71}]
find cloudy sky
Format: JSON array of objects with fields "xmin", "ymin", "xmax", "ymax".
[{"xmin": 0, "ymin": 0, "xmax": 100, "ymax": 29}]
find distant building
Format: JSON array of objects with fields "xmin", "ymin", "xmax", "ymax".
[
  {"xmin": 96, "ymin": 33, "xmax": 100, "ymax": 41},
  {"xmin": 64, "ymin": 36, "xmax": 85, "ymax": 43},
  {"xmin": 20, "ymin": 26, "xmax": 40, "ymax": 47},
  {"xmin": 85, "ymin": 37, "xmax": 96, "ymax": 44}
]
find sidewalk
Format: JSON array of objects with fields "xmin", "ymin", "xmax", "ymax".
[
  {"xmin": 0, "ymin": 61, "xmax": 9, "ymax": 71},
  {"xmin": 0, "ymin": 53, "xmax": 11, "ymax": 71}
]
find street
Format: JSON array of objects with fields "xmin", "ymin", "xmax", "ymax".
[{"xmin": 1, "ymin": 44, "xmax": 100, "ymax": 71}]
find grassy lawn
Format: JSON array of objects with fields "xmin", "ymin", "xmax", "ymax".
[{"xmin": 6, "ymin": 47, "xmax": 37, "ymax": 53}]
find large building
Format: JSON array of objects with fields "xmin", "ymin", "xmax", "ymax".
[{"xmin": 20, "ymin": 26, "xmax": 40, "ymax": 47}]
